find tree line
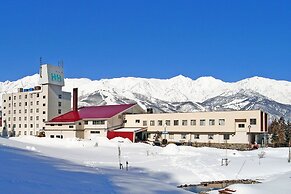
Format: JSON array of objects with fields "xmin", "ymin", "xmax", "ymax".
[{"xmin": 269, "ymin": 117, "xmax": 291, "ymax": 147}]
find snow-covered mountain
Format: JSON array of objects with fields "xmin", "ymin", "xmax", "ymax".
[{"xmin": 0, "ymin": 74, "xmax": 290, "ymax": 119}]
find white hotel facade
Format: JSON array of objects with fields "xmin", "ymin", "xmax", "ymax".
[
  {"xmin": 1, "ymin": 64, "xmax": 71, "ymax": 136},
  {"xmin": 124, "ymin": 110, "xmax": 268, "ymax": 144}
]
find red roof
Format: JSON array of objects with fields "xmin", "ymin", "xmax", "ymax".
[{"xmin": 49, "ymin": 104, "xmax": 136, "ymax": 123}]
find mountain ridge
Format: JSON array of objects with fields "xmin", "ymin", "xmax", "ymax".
[{"xmin": 0, "ymin": 74, "xmax": 290, "ymax": 120}]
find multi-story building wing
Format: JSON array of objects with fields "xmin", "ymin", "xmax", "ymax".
[
  {"xmin": 1, "ymin": 64, "xmax": 71, "ymax": 136},
  {"xmin": 124, "ymin": 110, "xmax": 268, "ymax": 145}
]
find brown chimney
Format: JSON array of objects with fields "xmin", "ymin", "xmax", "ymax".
[{"xmin": 73, "ymin": 88, "xmax": 78, "ymax": 111}]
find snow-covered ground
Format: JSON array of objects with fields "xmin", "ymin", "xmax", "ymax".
[{"xmin": 0, "ymin": 136, "xmax": 291, "ymax": 194}]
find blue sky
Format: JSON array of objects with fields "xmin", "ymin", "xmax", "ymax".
[{"xmin": 0, "ymin": 0, "xmax": 290, "ymax": 82}]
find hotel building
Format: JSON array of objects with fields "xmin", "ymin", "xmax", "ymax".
[
  {"xmin": 124, "ymin": 110, "xmax": 268, "ymax": 144},
  {"xmin": 1, "ymin": 64, "xmax": 71, "ymax": 136}
]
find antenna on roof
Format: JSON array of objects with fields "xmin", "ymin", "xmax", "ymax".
[
  {"xmin": 58, "ymin": 59, "xmax": 64, "ymax": 68},
  {"xmin": 40, "ymin": 57, "xmax": 42, "ymax": 65}
]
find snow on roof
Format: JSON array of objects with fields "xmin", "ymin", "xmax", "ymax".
[{"xmin": 49, "ymin": 104, "xmax": 136, "ymax": 123}]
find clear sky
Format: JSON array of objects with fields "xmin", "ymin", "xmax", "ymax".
[{"xmin": 0, "ymin": 0, "xmax": 290, "ymax": 82}]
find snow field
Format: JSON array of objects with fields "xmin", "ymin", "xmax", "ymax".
[{"xmin": 1, "ymin": 136, "xmax": 291, "ymax": 193}]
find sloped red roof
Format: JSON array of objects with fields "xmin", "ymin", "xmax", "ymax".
[
  {"xmin": 49, "ymin": 104, "xmax": 136, "ymax": 123},
  {"xmin": 49, "ymin": 110, "xmax": 81, "ymax": 123}
]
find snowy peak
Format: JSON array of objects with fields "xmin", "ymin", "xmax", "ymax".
[{"xmin": 0, "ymin": 75, "xmax": 291, "ymax": 119}]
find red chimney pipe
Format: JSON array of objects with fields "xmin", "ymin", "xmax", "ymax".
[{"xmin": 73, "ymin": 88, "xmax": 78, "ymax": 111}]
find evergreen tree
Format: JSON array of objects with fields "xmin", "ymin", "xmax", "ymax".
[
  {"xmin": 269, "ymin": 119, "xmax": 279, "ymax": 146},
  {"xmin": 277, "ymin": 117, "xmax": 286, "ymax": 145},
  {"xmin": 286, "ymin": 120, "xmax": 291, "ymax": 146}
]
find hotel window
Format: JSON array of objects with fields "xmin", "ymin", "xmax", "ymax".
[
  {"xmin": 58, "ymin": 124, "xmax": 63, "ymax": 126},
  {"xmin": 43, "ymin": 119, "xmax": 45, "ymax": 122},
  {"xmin": 13, "ymin": 117, "xmax": 16, "ymax": 121},
  {"xmin": 169, "ymin": 134, "xmax": 174, "ymax": 139},
  {"xmin": 30, "ymin": 101, "xmax": 33, "ymax": 105},
  {"xmin": 19, "ymin": 102, "xmax": 21, "ymax": 106},
  {"xmin": 25, "ymin": 95, "xmax": 27, "ymax": 99},
  {"xmin": 19, "ymin": 95, "xmax": 21, "ymax": 99},
  {"xmin": 143, "ymin": 121, "xmax": 147, "ymax": 126},
  {"xmin": 208, "ymin": 134, "xmax": 214, "ymax": 140},
  {"xmin": 43, "ymin": 103, "xmax": 46, "ymax": 106},
  {"xmin": 9, "ymin": 97, "xmax": 11, "ymax": 100},
  {"xmin": 19, "ymin": 110, "xmax": 21, "ymax": 114},
  {"xmin": 36, "ymin": 124, "xmax": 39, "ymax": 128},
  {"xmin": 30, "ymin": 109, "xmax": 33, "ymax": 113},
  {"xmin": 158, "ymin": 120, "xmax": 162, "ymax": 126},
  {"xmin": 181, "ymin": 133, "xmax": 187, "ymax": 139},
  {"xmin": 19, "ymin": 117, "xmax": 21, "ymax": 121},
  {"xmin": 13, "ymin": 103, "xmax": 16, "ymax": 107},
  {"xmin": 30, "ymin": 116, "xmax": 33, "ymax": 121},
  {"xmin": 36, "ymin": 101, "xmax": 39, "ymax": 105},
  {"xmin": 30, "ymin": 94, "xmax": 33, "ymax": 98},
  {"xmin": 84, "ymin": 121, "xmax": 88, "ymax": 125},
  {"xmin": 8, "ymin": 110, "xmax": 11, "ymax": 114},
  {"xmin": 24, "ymin": 117, "xmax": 27, "ymax": 121},
  {"xmin": 135, "ymin": 119, "xmax": 140, "ymax": 123},
  {"xmin": 43, "ymin": 95, "xmax": 46, "ymax": 99},
  {"xmin": 238, "ymin": 124, "xmax": 245, "ymax": 128},
  {"xmin": 36, "ymin": 108, "xmax": 39, "ymax": 113},
  {"xmin": 58, "ymin": 102, "xmax": 61, "ymax": 107},
  {"xmin": 219, "ymin": 119, "xmax": 225, "ymax": 126},
  {"xmin": 24, "ymin": 124, "xmax": 27, "ymax": 128},
  {"xmin": 25, "ymin": 102, "xmax": 27, "ymax": 106},
  {"xmin": 9, "ymin": 103, "xmax": 11, "ymax": 107},
  {"xmin": 150, "ymin": 120, "xmax": 155, "ymax": 126},
  {"xmin": 4, "ymin": 100, "xmax": 6, "ymax": 102},
  {"xmin": 8, "ymin": 124, "xmax": 10, "ymax": 128},
  {"xmin": 174, "ymin": 120, "xmax": 179, "ymax": 126},
  {"xmin": 19, "ymin": 124, "xmax": 21, "ymax": 128},
  {"xmin": 182, "ymin": 120, "xmax": 187, "ymax": 126},
  {"xmin": 36, "ymin": 116, "xmax": 39, "ymax": 120},
  {"xmin": 190, "ymin": 119, "xmax": 196, "ymax": 126},
  {"xmin": 14, "ymin": 96, "xmax": 16, "ymax": 100},
  {"xmin": 224, "ymin": 134, "xmax": 230, "ymax": 140},
  {"xmin": 194, "ymin": 134, "xmax": 200, "ymax": 139},
  {"xmin": 50, "ymin": 135, "xmax": 54, "ymax": 138},
  {"xmin": 25, "ymin": 109, "xmax": 27, "ymax": 113},
  {"xmin": 13, "ymin": 110, "xmax": 16, "ymax": 114},
  {"xmin": 43, "ymin": 111, "xmax": 46, "ymax": 114},
  {"xmin": 58, "ymin": 109, "xmax": 61, "ymax": 114},
  {"xmin": 209, "ymin": 119, "xmax": 215, "ymax": 126},
  {"xmin": 165, "ymin": 120, "xmax": 170, "ymax": 126},
  {"xmin": 58, "ymin": 95, "xmax": 62, "ymax": 99},
  {"xmin": 93, "ymin": 120, "xmax": 105, "ymax": 125},
  {"xmin": 69, "ymin": 125, "xmax": 74, "ymax": 128},
  {"xmin": 37, "ymin": 93, "xmax": 39, "ymax": 98},
  {"xmin": 250, "ymin": 119, "xmax": 256, "ymax": 125},
  {"xmin": 30, "ymin": 124, "xmax": 33, "ymax": 128},
  {"xmin": 30, "ymin": 131, "xmax": 33, "ymax": 135},
  {"xmin": 24, "ymin": 131, "xmax": 27, "ymax": 135},
  {"xmin": 200, "ymin": 119, "xmax": 206, "ymax": 126}
]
